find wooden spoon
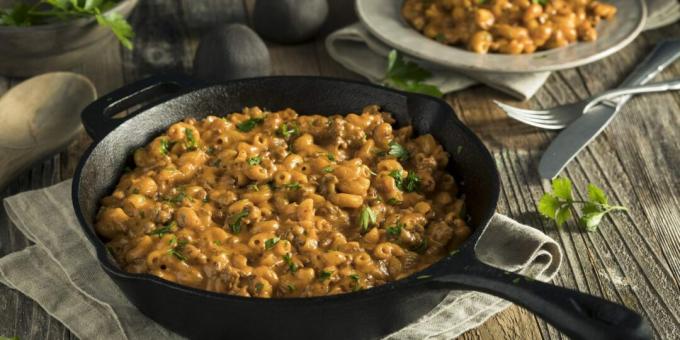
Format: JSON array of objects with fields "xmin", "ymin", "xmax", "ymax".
[{"xmin": 0, "ymin": 72, "xmax": 96, "ymax": 189}]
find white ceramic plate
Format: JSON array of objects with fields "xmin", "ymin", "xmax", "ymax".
[{"xmin": 356, "ymin": 0, "xmax": 647, "ymax": 73}]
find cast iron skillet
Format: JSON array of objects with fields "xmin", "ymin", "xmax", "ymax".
[{"xmin": 73, "ymin": 75, "xmax": 651, "ymax": 340}]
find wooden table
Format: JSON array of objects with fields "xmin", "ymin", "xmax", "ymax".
[{"xmin": 1, "ymin": 1, "xmax": 679, "ymax": 339}]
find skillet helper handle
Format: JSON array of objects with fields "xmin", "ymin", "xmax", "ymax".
[
  {"xmin": 613, "ymin": 39, "xmax": 680, "ymax": 105},
  {"xmin": 81, "ymin": 74, "xmax": 199, "ymax": 141},
  {"xmin": 433, "ymin": 259, "xmax": 652, "ymax": 340}
]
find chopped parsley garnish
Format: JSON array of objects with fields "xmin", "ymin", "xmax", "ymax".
[
  {"xmin": 265, "ymin": 237, "xmax": 280, "ymax": 250},
  {"xmin": 403, "ymin": 171, "xmax": 421, "ymax": 192},
  {"xmin": 322, "ymin": 166, "xmax": 334, "ymax": 173},
  {"xmin": 255, "ymin": 282, "xmax": 264, "ymax": 292},
  {"xmin": 167, "ymin": 237, "xmax": 188, "ymax": 261},
  {"xmin": 159, "ymin": 138, "xmax": 171, "ymax": 155},
  {"xmin": 237, "ymin": 117, "xmax": 264, "ymax": 132},
  {"xmin": 358, "ymin": 205, "xmax": 377, "ymax": 231},
  {"xmin": 206, "ymin": 146, "xmax": 216, "ymax": 155},
  {"xmin": 248, "ymin": 183, "xmax": 260, "ymax": 191},
  {"xmin": 386, "ymin": 221, "xmax": 404, "ymax": 237},
  {"xmin": 388, "ymin": 141, "xmax": 409, "ymax": 161},
  {"xmin": 184, "ymin": 128, "xmax": 198, "ymax": 150},
  {"xmin": 386, "ymin": 198, "xmax": 401, "ymax": 205},
  {"xmin": 327, "ymin": 153, "xmax": 335, "ymax": 161},
  {"xmin": 285, "ymin": 182, "xmax": 301, "ymax": 190},
  {"xmin": 247, "ymin": 156, "xmax": 262, "ymax": 166},
  {"xmin": 147, "ymin": 221, "xmax": 176, "ymax": 237},
  {"xmin": 283, "ymin": 253, "xmax": 298, "ymax": 272},
  {"xmin": 287, "ymin": 284, "xmax": 296, "ymax": 292},
  {"xmin": 389, "ymin": 170, "xmax": 420, "ymax": 193},
  {"xmin": 318, "ymin": 270, "xmax": 333, "ymax": 281},
  {"xmin": 278, "ymin": 122, "xmax": 299, "ymax": 139},
  {"xmin": 168, "ymin": 192, "xmax": 186, "ymax": 205},
  {"xmin": 532, "ymin": 0, "xmax": 547, "ymax": 5},
  {"xmin": 349, "ymin": 274, "xmax": 360, "ymax": 281},
  {"xmin": 213, "ymin": 240, "xmax": 222, "ymax": 246},
  {"xmin": 389, "ymin": 170, "xmax": 404, "ymax": 189},
  {"xmin": 228, "ymin": 209, "xmax": 249, "ymax": 234}
]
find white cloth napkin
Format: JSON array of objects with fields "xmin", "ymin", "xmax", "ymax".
[
  {"xmin": 0, "ymin": 180, "xmax": 562, "ymax": 340},
  {"xmin": 325, "ymin": 0, "xmax": 680, "ymax": 101}
]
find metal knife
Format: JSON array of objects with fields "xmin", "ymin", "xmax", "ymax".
[{"xmin": 538, "ymin": 39, "xmax": 680, "ymax": 179}]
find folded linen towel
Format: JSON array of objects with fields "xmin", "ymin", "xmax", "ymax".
[
  {"xmin": 325, "ymin": 1, "xmax": 680, "ymax": 101},
  {"xmin": 0, "ymin": 180, "xmax": 562, "ymax": 340}
]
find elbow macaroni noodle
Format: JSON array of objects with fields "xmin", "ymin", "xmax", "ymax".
[
  {"xmin": 96, "ymin": 105, "xmax": 471, "ymax": 298},
  {"xmin": 402, "ymin": 0, "xmax": 617, "ymax": 54}
]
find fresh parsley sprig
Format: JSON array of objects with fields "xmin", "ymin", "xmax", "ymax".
[
  {"xmin": 383, "ymin": 50, "xmax": 443, "ymax": 98},
  {"xmin": 0, "ymin": 0, "xmax": 134, "ymax": 49},
  {"xmin": 538, "ymin": 177, "xmax": 626, "ymax": 232},
  {"xmin": 237, "ymin": 117, "xmax": 264, "ymax": 132},
  {"xmin": 228, "ymin": 209, "xmax": 249, "ymax": 233}
]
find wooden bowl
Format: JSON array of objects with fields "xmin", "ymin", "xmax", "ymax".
[{"xmin": 0, "ymin": 0, "xmax": 138, "ymax": 77}]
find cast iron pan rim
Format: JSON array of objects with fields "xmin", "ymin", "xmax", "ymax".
[{"xmin": 72, "ymin": 75, "xmax": 501, "ymax": 305}]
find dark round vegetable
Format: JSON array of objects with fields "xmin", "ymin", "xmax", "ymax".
[
  {"xmin": 193, "ymin": 24, "xmax": 271, "ymax": 82},
  {"xmin": 253, "ymin": 0, "xmax": 329, "ymax": 44}
]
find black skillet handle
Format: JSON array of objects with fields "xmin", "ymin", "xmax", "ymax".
[
  {"xmin": 81, "ymin": 74, "xmax": 201, "ymax": 142},
  {"xmin": 431, "ymin": 258, "xmax": 652, "ymax": 340}
]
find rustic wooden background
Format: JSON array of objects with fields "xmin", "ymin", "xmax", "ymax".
[{"xmin": 1, "ymin": 0, "xmax": 679, "ymax": 339}]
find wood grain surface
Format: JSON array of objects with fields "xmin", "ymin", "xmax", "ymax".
[{"xmin": 0, "ymin": 0, "xmax": 678, "ymax": 339}]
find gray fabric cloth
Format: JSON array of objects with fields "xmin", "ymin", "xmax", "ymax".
[
  {"xmin": 325, "ymin": 1, "xmax": 680, "ymax": 101},
  {"xmin": 0, "ymin": 180, "xmax": 563, "ymax": 340}
]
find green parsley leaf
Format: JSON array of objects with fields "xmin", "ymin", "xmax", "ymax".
[
  {"xmin": 538, "ymin": 178, "xmax": 626, "ymax": 232},
  {"xmin": 228, "ymin": 209, "xmax": 249, "ymax": 234},
  {"xmin": 254, "ymin": 282, "xmax": 264, "ymax": 292},
  {"xmin": 147, "ymin": 221, "xmax": 177, "ymax": 237},
  {"xmin": 159, "ymin": 138, "xmax": 170, "ymax": 155},
  {"xmin": 403, "ymin": 171, "xmax": 421, "ymax": 192},
  {"xmin": 167, "ymin": 238, "xmax": 188, "ymax": 261},
  {"xmin": 349, "ymin": 274, "xmax": 360, "ymax": 281},
  {"xmin": 383, "ymin": 50, "xmax": 443, "ymax": 98},
  {"xmin": 434, "ymin": 33, "xmax": 446, "ymax": 42},
  {"xmin": 285, "ymin": 182, "xmax": 301, "ymax": 190},
  {"xmin": 283, "ymin": 253, "xmax": 298, "ymax": 272},
  {"xmin": 387, "ymin": 141, "xmax": 409, "ymax": 161},
  {"xmin": 386, "ymin": 197, "xmax": 402, "ymax": 205},
  {"xmin": 386, "ymin": 221, "xmax": 404, "ymax": 237},
  {"xmin": 537, "ymin": 194, "xmax": 560, "ymax": 221},
  {"xmin": 287, "ymin": 284, "xmax": 296, "ymax": 292},
  {"xmin": 327, "ymin": 153, "xmax": 336, "ymax": 161},
  {"xmin": 248, "ymin": 183, "xmax": 260, "ymax": 191},
  {"xmin": 552, "ymin": 177, "xmax": 573, "ymax": 201},
  {"xmin": 278, "ymin": 122, "xmax": 300, "ymax": 139},
  {"xmin": 247, "ymin": 156, "xmax": 262, "ymax": 166},
  {"xmin": 532, "ymin": 0, "xmax": 547, "ymax": 5},
  {"xmin": 318, "ymin": 270, "xmax": 333, "ymax": 281},
  {"xmin": 265, "ymin": 237, "xmax": 280, "ymax": 250},
  {"xmin": 95, "ymin": 11, "xmax": 134, "ymax": 50},
  {"xmin": 0, "ymin": 1, "xmax": 134, "ymax": 49},
  {"xmin": 386, "ymin": 50, "xmax": 430, "ymax": 82},
  {"xmin": 168, "ymin": 192, "xmax": 186, "ymax": 205},
  {"xmin": 358, "ymin": 205, "xmax": 377, "ymax": 231},
  {"xmin": 587, "ymin": 183, "xmax": 608, "ymax": 205},
  {"xmin": 0, "ymin": 336, "xmax": 20, "ymax": 340},
  {"xmin": 184, "ymin": 128, "xmax": 198, "ymax": 150},
  {"xmin": 322, "ymin": 166, "xmax": 334, "ymax": 173},
  {"xmin": 237, "ymin": 117, "xmax": 264, "ymax": 132},
  {"xmin": 389, "ymin": 170, "xmax": 404, "ymax": 189}
]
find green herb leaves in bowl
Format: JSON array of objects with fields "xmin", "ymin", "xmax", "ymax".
[{"xmin": 0, "ymin": 0, "xmax": 134, "ymax": 49}]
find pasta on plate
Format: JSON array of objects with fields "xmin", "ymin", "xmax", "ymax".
[
  {"xmin": 402, "ymin": 0, "xmax": 617, "ymax": 54},
  {"xmin": 95, "ymin": 105, "xmax": 471, "ymax": 298}
]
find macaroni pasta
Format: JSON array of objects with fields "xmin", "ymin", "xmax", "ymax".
[
  {"xmin": 96, "ymin": 105, "xmax": 471, "ymax": 298},
  {"xmin": 402, "ymin": 0, "xmax": 617, "ymax": 54}
]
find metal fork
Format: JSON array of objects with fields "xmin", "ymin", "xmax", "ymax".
[
  {"xmin": 495, "ymin": 39, "xmax": 680, "ymax": 130},
  {"xmin": 497, "ymin": 79, "xmax": 680, "ymax": 129}
]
